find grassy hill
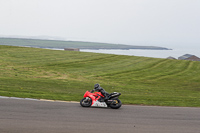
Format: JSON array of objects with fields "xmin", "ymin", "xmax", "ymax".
[
  {"xmin": 0, "ymin": 38, "xmax": 169, "ymax": 50},
  {"xmin": 0, "ymin": 45, "xmax": 200, "ymax": 107}
]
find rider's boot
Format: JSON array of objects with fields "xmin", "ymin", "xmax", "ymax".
[{"xmin": 104, "ymin": 95, "xmax": 108, "ymax": 101}]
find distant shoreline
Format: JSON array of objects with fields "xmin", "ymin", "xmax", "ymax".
[{"xmin": 0, "ymin": 37, "xmax": 171, "ymax": 50}]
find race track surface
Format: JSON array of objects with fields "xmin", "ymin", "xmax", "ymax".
[{"xmin": 0, "ymin": 98, "xmax": 200, "ymax": 133}]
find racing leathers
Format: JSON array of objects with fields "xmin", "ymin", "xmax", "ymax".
[{"xmin": 92, "ymin": 84, "xmax": 109, "ymax": 101}]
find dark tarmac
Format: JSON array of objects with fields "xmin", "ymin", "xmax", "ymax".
[{"xmin": 0, "ymin": 98, "xmax": 200, "ymax": 133}]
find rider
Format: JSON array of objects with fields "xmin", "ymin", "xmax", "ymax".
[{"xmin": 92, "ymin": 84, "xmax": 109, "ymax": 101}]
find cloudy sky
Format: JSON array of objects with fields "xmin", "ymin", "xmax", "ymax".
[{"xmin": 0, "ymin": 0, "xmax": 199, "ymax": 48}]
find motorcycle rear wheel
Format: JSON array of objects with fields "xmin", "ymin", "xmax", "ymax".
[
  {"xmin": 109, "ymin": 99, "xmax": 122, "ymax": 109},
  {"xmin": 80, "ymin": 98, "xmax": 92, "ymax": 107}
]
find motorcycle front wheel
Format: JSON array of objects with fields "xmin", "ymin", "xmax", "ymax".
[
  {"xmin": 80, "ymin": 97, "xmax": 92, "ymax": 107},
  {"xmin": 109, "ymin": 99, "xmax": 122, "ymax": 109}
]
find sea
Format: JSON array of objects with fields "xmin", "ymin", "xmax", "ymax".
[
  {"xmin": 48, "ymin": 47, "xmax": 200, "ymax": 59},
  {"xmin": 80, "ymin": 47, "xmax": 200, "ymax": 59}
]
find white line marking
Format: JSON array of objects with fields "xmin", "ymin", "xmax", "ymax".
[{"xmin": 0, "ymin": 96, "xmax": 79, "ymax": 103}]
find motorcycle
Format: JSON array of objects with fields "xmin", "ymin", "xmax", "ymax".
[{"xmin": 80, "ymin": 90, "xmax": 122, "ymax": 109}]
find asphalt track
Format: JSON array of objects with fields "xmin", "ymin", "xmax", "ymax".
[{"xmin": 0, "ymin": 98, "xmax": 200, "ymax": 133}]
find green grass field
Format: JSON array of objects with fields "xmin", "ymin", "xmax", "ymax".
[{"xmin": 0, "ymin": 45, "xmax": 200, "ymax": 107}]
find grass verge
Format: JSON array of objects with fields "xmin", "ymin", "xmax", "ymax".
[{"xmin": 0, "ymin": 45, "xmax": 200, "ymax": 107}]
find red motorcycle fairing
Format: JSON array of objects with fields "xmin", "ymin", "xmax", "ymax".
[{"xmin": 83, "ymin": 91, "xmax": 107, "ymax": 107}]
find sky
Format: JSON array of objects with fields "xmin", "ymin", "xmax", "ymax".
[{"xmin": 0, "ymin": 0, "xmax": 200, "ymax": 48}]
